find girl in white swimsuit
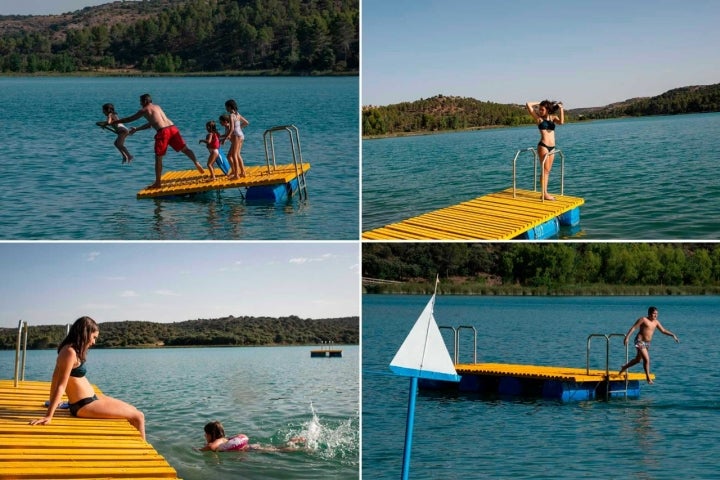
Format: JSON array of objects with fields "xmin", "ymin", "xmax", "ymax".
[{"xmin": 224, "ymin": 99, "xmax": 250, "ymax": 179}]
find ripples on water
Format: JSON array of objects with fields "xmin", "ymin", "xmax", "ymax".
[
  {"xmin": 0, "ymin": 77, "xmax": 358, "ymax": 240},
  {"xmin": 362, "ymin": 295, "xmax": 720, "ymax": 479},
  {"xmin": 363, "ymin": 113, "xmax": 720, "ymax": 239}
]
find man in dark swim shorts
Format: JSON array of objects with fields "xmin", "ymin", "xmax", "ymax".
[{"xmin": 113, "ymin": 93, "xmax": 205, "ymax": 189}]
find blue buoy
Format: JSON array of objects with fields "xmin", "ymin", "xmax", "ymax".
[
  {"xmin": 517, "ymin": 217, "xmax": 560, "ymax": 239},
  {"xmin": 246, "ymin": 177, "xmax": 299, "ymax": 202},
  {"xmin": 558, "ymin": 207, "xmax": 581, "ymax": 226}
]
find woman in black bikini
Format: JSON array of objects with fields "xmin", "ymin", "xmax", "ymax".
[
  {"xmin": 526, "ymin": 100, "xmax": 564, "ymax": 200},
  {"xmin": 30, "ymin": 316, "xmax": 145, "ymax": 439}
]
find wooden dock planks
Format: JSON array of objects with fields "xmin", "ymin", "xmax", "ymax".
[
  {"xmin": 362, "ymin": 188, "xmax": 584, "ymax": 240},
  {"xmin": 454, "ymin": 363, "xmax": 653, "ymax": 383},
  {"xmin": 137, "ymin": 163, "xmax": 310, "ymax": 198},
  {"xmin": 0, "ymin": 380, "xmax": 179, "ymax": 479}
]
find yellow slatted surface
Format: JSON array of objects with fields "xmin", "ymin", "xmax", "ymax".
[
  {"xmin": 454, "ymin": 363, "xmax": 653, "ymax": 383},
  {"xmin": 137, "ymin": 163, "xmax": 310, "ymax": 198},
  {"xmin": 0, "ymin": 380, "xmax": 179, "ymax": 480},
  {"xmin": 362, "ymin": 188, "xmax": 584, "ymax": 240}
]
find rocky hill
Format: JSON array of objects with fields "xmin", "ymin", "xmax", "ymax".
[
  {"xmin": 569, "ymin": 83, "xmax": 720, "ymax": 119},
  {"xmin": 0, "ymin": 1, "xmax": 178, "ymax": 37}
]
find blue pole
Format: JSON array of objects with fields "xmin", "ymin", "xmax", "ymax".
[{"xmin": 401, "ymin": 376, "xmax": 418, "ymax": 480}]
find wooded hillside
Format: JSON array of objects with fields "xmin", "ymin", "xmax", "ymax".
[
  {"xmin": 362, "ymin": 95, "xmax": 531, "ymax": 136},
  {"xmin": 363, "ymin": 243, "xmax": 720, "ymax": 295},
  {"xmin": 363, "ymin": 84, "xmax": 720, "ymax": 137},
  {"xmin": 0, "ymin": 0, "xmax": 359, "ymax": 74},
  {"xmin": 0, "ymin": 315, "xmax": 359, "ymax": 350},
  {"xmin": 571, "ymin": 83, "xmax": 720, "ymax": 119}
]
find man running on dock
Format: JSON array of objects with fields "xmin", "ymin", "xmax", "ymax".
[
  {"xmin": 113, "ymin": 93, "xmax": 204, "ymax": 188},
  {"xmin": 619, "ymin": 306, "xmax": 679, "ymax": 384}
]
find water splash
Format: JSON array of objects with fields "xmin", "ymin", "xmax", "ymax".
[{"xmin": 281, "ymin": 402, "xmax": 359, "ymax": 464}]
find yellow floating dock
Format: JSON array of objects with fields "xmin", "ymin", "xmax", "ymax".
[
  {"xmin": 454, "ymin": 363, "xmax": 652, "ymax": 383},
  {"xmin": 363, "ymin": 188, "xmax": 584, "ymax": 240},
  {"xmin": 137, "ymin": 163, "xmax": 310, "ymax": 199},
  {"xmin": 0, "ymin": 380, "xmax": 179, "ymax": 479},
  {"xmin": 420, "ymin": 362, "xmax": 652, "ymax": 401}
]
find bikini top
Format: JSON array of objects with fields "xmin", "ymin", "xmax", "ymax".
[
  {"xmin": 70, "ymin": 362, "xmax": 86, "ymax": 378},
  {"xmin": 538, "ymin": 119, "xmax": 555, "ymax": 131}
]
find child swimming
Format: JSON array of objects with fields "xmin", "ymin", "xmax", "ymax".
[{"xmin": 200, "ymin": 421, "xmax": 307, "ymax": 453}]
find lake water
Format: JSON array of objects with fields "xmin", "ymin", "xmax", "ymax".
[
  {"xmin": 362, "ymin": 113, "xmax": 720, "ymax": 239},
  {"xmin": 0, "ymin": 76, "xmax": 358, "ymax": 240},
  {"xmin": 362, "ymin": 295, "xmax": 719, "ymax": 479},
  {"xmin": 0, "ymin": 346, "xmax": 359, "ymax": 479}
]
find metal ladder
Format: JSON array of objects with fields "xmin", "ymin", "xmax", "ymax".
[
  {"xmin": 262, "ymin": 125, "xmax": 308, "ymax": 201},
  {"xmin": 511, "ymin": 147, "xmax": 566, "ymax": 202},
  {"xmin": 586, "ymin": 333, "xmax": 630, "ymax": 400},
  {"xmin": 439, "ymin": 325, "xmax": 477, "ymax": 364},
  {"xmin": 14, "ymin": 320, "xmax": 29, "ymax": 387}
]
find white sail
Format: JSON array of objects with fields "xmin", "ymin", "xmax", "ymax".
[{"xmin": 389, "ymin": 294, "xmax": 460, "ymax": 382}]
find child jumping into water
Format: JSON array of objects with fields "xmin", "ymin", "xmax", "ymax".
[
  {"xmin": 200, "ymin": 421, "xmax": 306, "ymax": 453},
  {"xmin": 198, "ymin": 121, "xmax": 222, "ymax": 181},
  {"xmin": 99, "ymin": 103, "xmax": 134, "ymax": 164}
]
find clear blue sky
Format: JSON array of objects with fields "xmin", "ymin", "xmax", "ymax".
[
  {"xmin": 0, "ymin": 0, "xmax": 135, "ymax": 15},
  {"xmin": 362, "ymin": 0, "xmax": 720, "ymax": 108},
  {"xmin": 0, "ymin": 243, "xmax": 359, "ymax": 328}
]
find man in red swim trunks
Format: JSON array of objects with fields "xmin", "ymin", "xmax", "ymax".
[{"xmin": 113, "ymin": 93, "xmax": 204, "ymax": 188}]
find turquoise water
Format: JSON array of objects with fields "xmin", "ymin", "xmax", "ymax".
[
  {"xmin": 363, "ymin": 295, "xmax": 720, "ymax": 479},
  {"xmin": 363, "ymin": 113, "xmax": 720, "ymax": 239},
  {"xmin": 0, "ymin": 76, "xmax": 358, "ymax": 240},
  {"xmin": 1, "ymin": 346, "xmax": 359, "ymax": 479}
]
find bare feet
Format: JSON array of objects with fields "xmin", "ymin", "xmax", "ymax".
[
  {"xmin": 195, "ymin": 164, "xmax": 205, "ymax": 174},
  {"xmin": 148, "ymin": 182, "xmax": 162, "ymax": 189},
  {"xmin": 127, "ymin": 155, "xmax": 134, "ymax": 164},
  {"xmin": 543, "ymin": 194, "xmax": 556, "ymax": 201}
]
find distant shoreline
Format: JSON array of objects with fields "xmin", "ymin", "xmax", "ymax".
[
  {"xmin": 0, "ymin": 69, "xmax": 358, "ymax": 78},
  {"xmin": 362, "ymin": 283, "xmax": 720, "ymax": 296},
  {"xmin": 1, "ymin": 343, "xmax": 358, "ymax": 351},
  {"xmin": 362, "ymin": 111, "xmax": 717, "ymax": 140},
  {"xmin": 363, "ymin": 124, "xmax": 511, "ymax": 140}
]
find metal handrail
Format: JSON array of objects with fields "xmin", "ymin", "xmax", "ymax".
[
  {"xmin": 262, "ymin": 125, "xmax": 308, "ymax": 200},
  {"xmin": 14, "ymin": 320, "xmax": 28, "ymax": 387},
  {"xmin": 512, "ymin": 148, "xmax": 539, "ymax": 198},
  {"xmin": 457, "ymin": 325, "xmax": 477, "ymax": 364},
  {"xmin": 586, "ymin": 333, "xmax": 629, "ymax": 400},
  {"xmin": 512, "ymin": 147, "xmax": 566, "ymax": 202},
  {"xmin": 540, "ymin": 149, "xmax": 565, "ymax": 202},
  {"xmin": 439, "ymin": 326, "xmax": 457, "ymax": 364},
  {"xmin": 439, "ymin": 325, "xmax": 478, "ymax": 365}
]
